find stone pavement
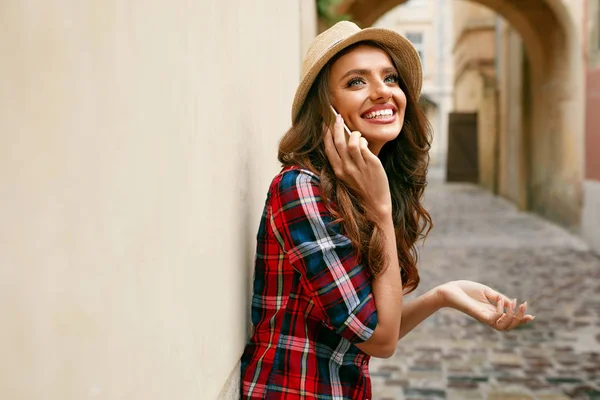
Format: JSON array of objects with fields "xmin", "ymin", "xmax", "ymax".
[{"xmin": 370, "ymin": 178, "xmax": 600, "ymax": 400}]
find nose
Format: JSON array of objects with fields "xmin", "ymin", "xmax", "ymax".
[{"xmin": 369, "ymin": 80, "xmax": 393, "ymax": 102}]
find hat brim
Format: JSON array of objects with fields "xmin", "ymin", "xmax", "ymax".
[{"xmin": 291, "ymin": 28, "xmax": 422, "ymax": 123}]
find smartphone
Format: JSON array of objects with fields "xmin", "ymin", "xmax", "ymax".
[{"xmin": 329, "ymin": 105, "xmax": 352, "ymax": 136}]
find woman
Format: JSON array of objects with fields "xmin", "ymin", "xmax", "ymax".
[{"xmin": 240, "ymin": 21, "xmax": 534, "ymax": 399}]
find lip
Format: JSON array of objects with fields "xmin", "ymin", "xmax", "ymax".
[{"xmin": 360, "ymin": 104, "xmax": 398, "ymax": 124}]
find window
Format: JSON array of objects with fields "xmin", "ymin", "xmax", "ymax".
[{"xmin": 405, "ymin": 31, "xmax": 425, "ymax": 70}]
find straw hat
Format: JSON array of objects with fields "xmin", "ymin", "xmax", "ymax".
[{"xmin": 291, "ymin": 21, "xmax": 422, "ymax": 122}]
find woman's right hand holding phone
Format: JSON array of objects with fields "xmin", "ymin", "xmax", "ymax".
[{"xmin": 324, "ymin": 115, "xmax": 392, "ymax": 218}]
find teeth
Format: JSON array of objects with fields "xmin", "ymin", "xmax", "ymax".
[{"xmin": 364, "ymin": 109, "xmax": 394, "ymax": 119}]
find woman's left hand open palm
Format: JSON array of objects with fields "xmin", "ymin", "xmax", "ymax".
[{"xmin": 438, "ymin": 280, "xmax": 535, "ymax": 331}]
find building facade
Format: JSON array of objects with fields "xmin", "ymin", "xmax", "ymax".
[
  {"xmin": 374, "ymin": 0, "xmax": 454, "ymax": 171},
  {"xmin": 443, "ymin": 0, "xmax": 586, "ymax": 232},
  {"xmin": 339, "ymin": 0, "xmax": 586, "ymax": 232},
  {"xmin": 452, "ymin": 2, "xmax": 499, "ymax": 191},
  {"xmin": 450, "ymin": 0, "xmax": 599, "ymax": 252},
  {"xmin": 584, "ymin": 0, "xmax": 600, "ymax": 253}
]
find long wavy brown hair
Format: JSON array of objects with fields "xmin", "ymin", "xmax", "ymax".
[{"xmin": 278, "ymin": 41, "xmax": 432, "ymax": 294}]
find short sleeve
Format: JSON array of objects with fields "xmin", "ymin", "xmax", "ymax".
[{"xmin": 270, "ymin": 168, "xmax": 378, "ymax": 344}]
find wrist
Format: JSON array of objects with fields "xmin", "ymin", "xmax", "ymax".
[{"xmin": 432, "ymin": 285, "xmax": 450, "ymax": 310}]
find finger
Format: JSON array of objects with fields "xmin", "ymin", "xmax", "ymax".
[
  {"xmin": 484, "ymin": 287, "xmax": 512, "ymax": 306},
  {"xmin": 496, "ymin": 297, "xmax": 504, "ymax": 315},
  {"xmin": 502, "ymin": 298, "xmax": 516, "ymax": 330},
  {"xmin": 358, "ymin": 137, "xmax": 378, "ymax": 164},
  {"xmin": 323, "ymin": 127, "xmax": 342, "ymax": 171},
  {"xmin": 505, "ymin": 298, "xmax": 516, "ymax": 321},
  {"xmin": 506, "ymin": 302, "xmax": 526, "ymax": 330},
  {"xmin": 347, "ymin": 131, "xmax": 365, "ymax": 166},
  {"xmin": 490, "ymin": 297, "xmax": 504, "ymax": 326},
  {"xmin": 359, "ymin": 136, "xmax": 373, "ymax": 163},
  {"xmin": 518, "ymin": 301, "xmax": 535, "ymax": 325},
  {"xmin": 333, "ymin": 115, "xmax": 350, "ymax": 162},
  {"xmin": 359, "ymin": 137, "xmax": 369, "ymax": 151},
  {"xmin": 518, "ymin": 301, "xmax": 527, "ymax": 318},
  {"xmin": 522, "ymin": 314, "xmax": 535, "ymax": 323},
  {"xmin": 356, "ymin": 135, "xmax": 381, "ymax": 164},
  {"xmin": 495, "ymin": 313, "xmax": 511, "ymax": 331}
]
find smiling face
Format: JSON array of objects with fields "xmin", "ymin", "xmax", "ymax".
[{"xmin": 328, "ymin": 44, "xmax": 407, "ymax": 155}]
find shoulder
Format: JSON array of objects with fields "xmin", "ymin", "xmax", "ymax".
[
  {"xmin": 270, "ymin": 165, "xmax": 321, "ymax": 197},
  {"xmin": 267, "ymin": 166, "xmax": 327, "ymax": 220}
]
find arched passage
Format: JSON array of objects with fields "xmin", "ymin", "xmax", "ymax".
[{"xmin": 337, "ymin": 0, "xmax": 585, "ymax": 229}]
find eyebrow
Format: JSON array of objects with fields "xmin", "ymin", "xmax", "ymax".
[{"xmin": 340, "ymin": 67, "xmax": 398, "ymax": 80}]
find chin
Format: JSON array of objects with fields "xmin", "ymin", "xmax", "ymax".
[{"xmin": 361, "ymin": 125, "xmax": 402, "ymax": 142}]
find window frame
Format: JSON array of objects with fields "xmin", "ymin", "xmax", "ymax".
[{"xmin": 405, "ymin": 31, "xmax": 426, "ymax": 72}]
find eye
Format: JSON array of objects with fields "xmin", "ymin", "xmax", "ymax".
[
  {"xmin": 384, "ymin": 74, "xmax": 399, "ymax": 84},
  {"xmin": 347, "ymin": 77, "xmax": 365, "ymax": 87}
]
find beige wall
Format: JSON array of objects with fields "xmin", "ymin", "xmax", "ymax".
[
  {"xmin": 453, "ymin": 0, "xmax": 497, "ymax": 42},
  {"xmin": 453, "ymin": 67, "xmax": 498, "ymax": 192},
  {"xmin": 583, "ymin": 180, "xmax": 600, "ymax": 253},
  {"xmin": 478, "ymin": 78, "xmax": 499, "ymax": 193},
  {"xmin": 453, "ymin": 1, "xmax": 498, "ymax": 191},
  {"xmin": 452, "ymin": 2, "xmax": 496, "ymax": 85},
  {"xmin": 454, "ymin": 69, "xmax": 485, "ymax": 112},
  {"xmin": 0, "ymin": 1, "xmax": 312, "ymax": 399},
  {"xmin": 584, "ymin": 0, "xmax": 600, "ymax": 254},
  {"xmin": 497, "ymin": 23, "xmax": 528, "ymax": 209},
  {"xmin": 449, "ymin": 0, "xmax": 586, "ymax": 230},
  {"xmin": 525, "ymin": 0, "xmax": 584, "ymax": 228}
]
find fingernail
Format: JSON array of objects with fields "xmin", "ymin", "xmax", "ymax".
[{"xmin": 336, "ymin": 114, "xmax": 342, "ymax": 123}]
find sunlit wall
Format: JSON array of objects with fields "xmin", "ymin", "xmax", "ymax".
[{"xmin": 0, "ymin": 1, "xmax": 315, "ymax": 398}]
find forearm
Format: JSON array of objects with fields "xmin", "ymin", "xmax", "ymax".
[
  {"xmin": 397, "ymin": 287, "xmax": 444, "ymax": 340},
  {"xmin": 359, "ymin": 211, "xmax": 403, "ymax": 355}
]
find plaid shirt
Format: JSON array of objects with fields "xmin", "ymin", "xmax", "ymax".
[{"xmin": 241, "ymin": 166, "xmax": 378, "ymax": 399}]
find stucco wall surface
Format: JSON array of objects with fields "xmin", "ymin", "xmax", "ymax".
[
  {"xmin": 0, "ymin": 1, "xmax": 308, "ymax": 399},
  {"xmin": 454, "ymin": 69, "xmax": 485, "ymax": 112},
  {"xmin": 583, "ymin": 180, "xmax": 600, "ymax": 255},
  {"xmin": 583, "ymin": 0, "xmax": 600, "ymax": 254},
  {"xmin": 586, "ymin": 67, "xmax": 600, "ymax": 181},
  {"xmin": 497, "ymin": 25, "xmax": 527, "ymax": 209}
]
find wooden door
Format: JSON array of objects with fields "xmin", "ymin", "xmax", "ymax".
[{"xmin": 446, "ymin": 112, "xmax": 479, "ymax": 183}]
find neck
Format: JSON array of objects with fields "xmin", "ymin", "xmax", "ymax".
[{"xmin": 369, "ymin": 142, "xmax": 384, "ymax": 157}]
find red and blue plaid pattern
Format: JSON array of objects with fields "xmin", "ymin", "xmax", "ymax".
[{"xmin": 241, "ymin": 166, "xmax": 378, "ymax": 399}]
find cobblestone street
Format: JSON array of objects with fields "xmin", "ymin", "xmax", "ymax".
[{"xmin": 371, "ymin": 175, "xmax": 600, "ymax": 400}]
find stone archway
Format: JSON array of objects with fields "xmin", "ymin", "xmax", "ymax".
[{"xmin": 337, "ymin": 0, "xmax": 585, "ymax": 229}]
